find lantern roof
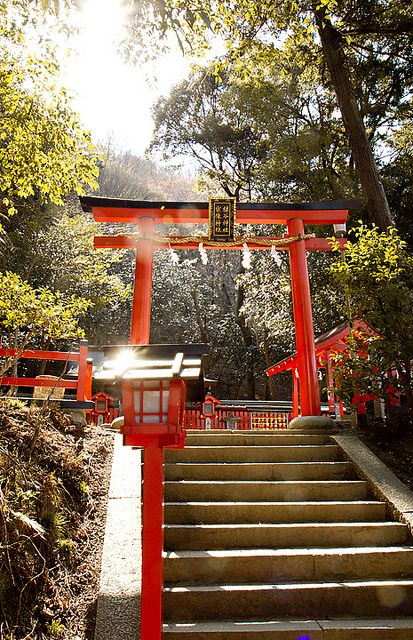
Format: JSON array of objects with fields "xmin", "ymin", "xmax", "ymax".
[{"xmin": 95, "ymin": 343, "xmax": 208, "ymax": 381}]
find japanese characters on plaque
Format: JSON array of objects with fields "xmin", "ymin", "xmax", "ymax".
[{"xmin": 208, "ymin": 197, "xmax": 236, "ymax": 241}]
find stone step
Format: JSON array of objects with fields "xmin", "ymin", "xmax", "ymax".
[
  {"xmin": 164, "ymin": 546, "xmax": 413, "ymax": 585},
  {"xmin": 164, "ymin": 522, "xmax": 407, "ymax": 551},
  {"xmin": 163, "ymin": 579, "xmax": 413, "ymax": 621},
  {"xmin": 163, "ymin": 618, "xmax": 413, "ymax": 639},
  {"xmin": 165, "ymin": 445, "xmax": 340, "ymax": 463},
  {"xmin": 164, "ymin": 461, "xmax": 354, "ymax": 481},
  {"xmin": 164, "ymin": 480, "xmax": 368, "ymax": 502},
  {"xmin": 164, "ymin": 501, "xmax": 386, "ymax": 525},
  {"xmin": 185, "ymin": 433, "xmax": 332, "ymax": 446}
]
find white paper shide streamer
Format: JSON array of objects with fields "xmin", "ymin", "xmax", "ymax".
[
  {"xmin": 169, "ymin": 245, "xmax": 180, "ymax": 266},
  {"xmin": 242, "ymin": 243, "xmax": 252, "ymax": 269},
  {"xmin": 198, "ymin": 242, "xmax": 208, "ymax": 265},
  {"xmin": 271, "ymin": 245, "xmax": 282, "ymax": 267}
]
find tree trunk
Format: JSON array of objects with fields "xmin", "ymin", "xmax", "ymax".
[
  {"xmin": 314, "ymin": 9, "xmax": 393, "ymax": 231},
  {"xmin": 398, "ymin": 363, "xmax": 413, "ymax": 427},
  {"xmin": 263, "ymin": 329, "xmax": 276, "ymax": 400},
  {"xmin": 190, "ymin": 288, "xmax": 210, "ymax": 343},
  {"xmin": 236, "ymin": 273, "xmax": 256, "ymax": 399}
]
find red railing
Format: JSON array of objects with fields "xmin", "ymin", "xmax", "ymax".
[
  {"xmin": 184, "ymin": 407, "xmax": 291, "ymax": 430},
  {"xmin": 0, "ymin": 340, "xmax": 92, "ymax": 402}
]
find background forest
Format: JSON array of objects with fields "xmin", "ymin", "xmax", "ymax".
[{"xmin": 0, "ymin": 0, "xmax": 412, "ymax": 401}]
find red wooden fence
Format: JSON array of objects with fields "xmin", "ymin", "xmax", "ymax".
[
  {"xmin": 184, "ymin": 407, "xmax": 291, "ymax": 430},
  {"xmin": 0, "ymin": 340, "xmax": 92, "ymax": 402}
]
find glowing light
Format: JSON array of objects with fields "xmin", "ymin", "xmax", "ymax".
[
  {"xmin": 376, "ymin": 584, "xmax": 406, "ymax": 608},
  {"xmin": 51, "ymin": 0, "xmax": 191, "ymax": 155},
  {"xmin": 107, "ymin": 349, "xmax": 139, "ymax": 376}
]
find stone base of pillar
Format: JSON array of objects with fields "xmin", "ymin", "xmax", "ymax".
[{"xmin": 288, "ymin": 415, "xmax": 336, "ymax": 430}]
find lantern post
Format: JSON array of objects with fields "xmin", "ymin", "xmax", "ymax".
[{"xmin": 95, "ymin": 344, "xmax": 207, "ymax": 640}]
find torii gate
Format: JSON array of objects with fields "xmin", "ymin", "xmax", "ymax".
[
  {"xmin": 81, "ymin": 196, "xmax": 353, "ymax": 638},
  {"xmin": 80, "ymin": 196, "xmax": 354, "ymax": 415}
]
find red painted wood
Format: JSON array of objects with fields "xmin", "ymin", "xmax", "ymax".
[
  {"xmin": 287, "ymin": 218, "xmax": 320, "ymax": 416},
  {"xmin": 122, "ymin": 381, "xmax": 135, "ymax": 426},
  {"xmin": 92, "ymin": 205, "xmax": 349, "ymax": 225},
  {"xmin": 0, "ymin": 377, "xmax": 77, "ymax": 388},
  {"xmin": 130, "ymin": 218, "xmax": 154, "ymax": 344},
  {"xmin": 76, "ymin": 341, "xmax": 88, "ymax": 401},
  {"xmin": 0, "ymin": 348, "xmax": 81, "ymax": 361},
  {"xmin": 141, "ymin": 444, "xmax": 164, "ymax": 640},
  {"xmin": 85, "ymin": 361, "xmax": 93, "ymax": 401},
  {"xmin": 326, "ymin": 350, "xmax": 336, "ymax": 415},
  {"xmin": 266, "ymin": 319, "xmax": 374, "ymax": 376},
  {"xmin": 292, "ymin": 371, "xmax": 299, "ymax": 418},
  {"xmin": 183, "ymin": 408, "xmax": 291, "ymax": 430}
]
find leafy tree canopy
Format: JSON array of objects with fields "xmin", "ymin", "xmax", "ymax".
[
  {"xmin": 0, "ymin": 270, "xmax": 91, "ymax": 375},
  {"xmin": 0, "ymin": 2, "xmax": 99, "ymax": 220},
  {"xmin": 131, "ymin": 0, "xmax": 413, "ymax": 229},
  {"xmin": 330, "ymin": 222, "xmax": 413, "ymax": 412},
  {"xmin": 151, "ymin": 55, "xmax": 355, "ymax": 202}
]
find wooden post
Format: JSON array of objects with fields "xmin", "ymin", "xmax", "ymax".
[
  {"xmin": 326, "ymin": 351, "xmax": 336, "ymax": 416},
  {"xmin": 292, "ymin": 369, "xmax": 300, "ymax": 418},
  {"xmin": 130, "ymin": 217, "xmax": 154, "ymax": 344},
  {"xmin": 140, "ymin": 442, "xmax": 164, "ymax": 640},
  {"xmin": 287, "ymin": 219, "xmax": 320, "ymax": 416},
  {"xmin": 76, "ymin": 340, "xmax": 88, "ymax": 401},
  {"xmin": 85, "ymin": 359, "xmax": 93, "ymax": 401},
  {"xmin": 128, "ymin": 217, "xmax": 164, "ymax": 640}
]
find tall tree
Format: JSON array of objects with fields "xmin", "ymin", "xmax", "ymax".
[
  {"xmin": 330, "ymin": 222, "xmax": 413, "ymax": 421},
  {"xmin": 151, "ymin": 57, "xmax": 356, "ymax": 202},
  {"xmin": 0, "ymin": 6, "xmax": 99, "ymax": 224},
  {"xmin": 126, "ymin": 0, "xmax": 413, "ymax": 230}
]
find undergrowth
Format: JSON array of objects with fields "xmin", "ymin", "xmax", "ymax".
[{"xmin": 0, "ymin": 399, "xmax": 112, "ymax": 639}]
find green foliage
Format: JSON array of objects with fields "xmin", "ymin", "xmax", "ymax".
[
  {"xmin": 0, "ymin": 3, "xmax": 99, "ymax": 221},
  {"xmin": 0, "ymin": 271, "xmax": 91, "ymax": 373},
  {"xmin": 330, "ymin": 223, "xmax": 413, "ymax": 412},
  {"xmin": 327, "ymin": 329, "xmax": 394, "ymax": 408},
  {"xmin": 151, "ymin": 57, "xmax": 354, "ymax": 202},
  {"xmin": 48, "ymin": 619, "xmax": 66, "ymax": 638}
]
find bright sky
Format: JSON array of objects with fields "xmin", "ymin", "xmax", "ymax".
[{"xmin": 57, "ymin": 0, "xmax": 191, "ymax": 156}]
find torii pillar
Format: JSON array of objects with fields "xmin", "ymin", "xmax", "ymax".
[{"xmin": 288, "ymin": 218, "xmax": 320, "ymax": 415}]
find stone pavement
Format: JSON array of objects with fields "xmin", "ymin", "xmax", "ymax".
[{"xmin": 94, "ymin": 434, "xmax": 141, "ymax": 640}]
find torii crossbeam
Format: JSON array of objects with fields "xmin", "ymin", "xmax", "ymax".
[{"xmin": 81, "ymin": 196, "xmax": 356, "ymax": 415}]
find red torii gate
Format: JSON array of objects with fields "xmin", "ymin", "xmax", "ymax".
[
  {"xmin": 80, "ymin": 196, "xmax": 354, "ymax": 416},
  {"xmin": 80, "ymin": 196, "xmax": 354, "ymax": 639}
]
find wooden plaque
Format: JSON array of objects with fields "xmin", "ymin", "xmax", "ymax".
[{"xmin": 208, "ymin": 197, "xmax": 236, "ymax": 241}]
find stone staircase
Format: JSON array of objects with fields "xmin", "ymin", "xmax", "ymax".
[{"xmin": 162, "ymin": 430, "xmax": 413, "ymax": 639}]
